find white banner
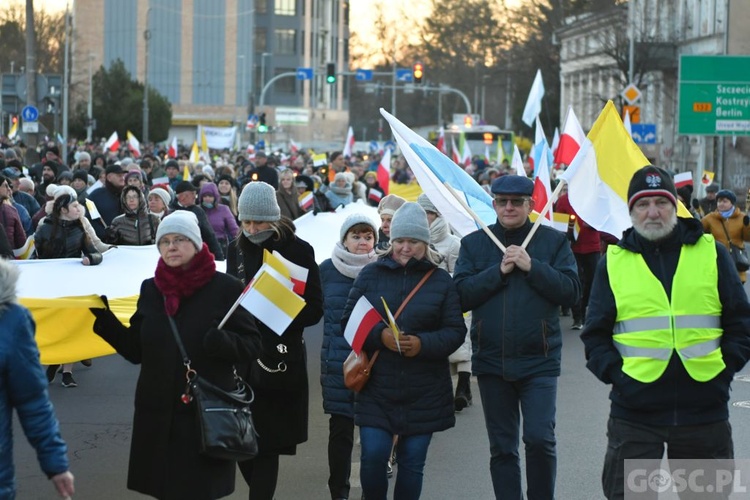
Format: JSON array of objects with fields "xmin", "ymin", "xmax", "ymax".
[{"xmin": 199, "ymin": 125, "xmax": 237, "ymax": 150}]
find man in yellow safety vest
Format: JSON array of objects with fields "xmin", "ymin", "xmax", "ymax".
[{"xmin": 581, "ymin": 165, "xmax": 750, "ymax": 500}]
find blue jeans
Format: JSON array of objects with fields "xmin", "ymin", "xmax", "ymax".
[
  {"xmin": 359, "ymin": 426, "xmax": 432, "ymax": 500},
  {"xmin": 477, "ymin": 375, "xmax": 558, "ymax": 500}
]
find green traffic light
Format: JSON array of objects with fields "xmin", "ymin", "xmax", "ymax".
[
  {"xmin": 258, "ymin": 125, "xmax": 268, "ymax": 133},
  {"xmin": 327, "ymin": 75, "xmax": 336, "ymax": 84}
]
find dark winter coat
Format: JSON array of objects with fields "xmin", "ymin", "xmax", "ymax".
[
  {"xmin": 276, "ymin": 188, "xmax": 303, "ymax": 220},
  {"xmin": 249, "ymin": 166, "xmax": 279, "ymax": 189},
  {"xmin": 581, "ymin": 217, "xmax": 750, "ymax": 426},
  {"xmin": 91, "ymin": 273, "xmax": 261, "ymax": 500},
  {"xmin": 341, "ymin": 256, "xmax": 466, "ymax": 435},
  {"xmin": 35, "ymin": 216, "xmax": 103, "ymax": 265},
  {"xmin": 87, "ymin": 181, "xmax": 123, "ymax": 229},
  {"xmin": 0, "ymin": 264, "xmax": 69, "ymax": 498},
  {"xmin": 0, "ymin": 202, "xmax": 25, "ymax": 249},
  {"xmin": 0, "ymin": 223, "xmax": 11, "ymax": 258},
  {"xmin": 319, "ymin": 259, "xmax": 356, "ymax": 418},
  {"xmin": 454, "ymin": 219, "xmax": 580, "ymax": 380},
  {"xmin": 105, "ymin": 186, "xmax": 160, "ymax": 245},
  {"xmin": 226, "ymin": 219, "xmax": 323, "ymax": 454}
]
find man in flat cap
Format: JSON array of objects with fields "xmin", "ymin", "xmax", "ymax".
[
  {"xmin": 454, "ymin": 174, "xmax": 580, "ymax": 499},
  {"xmin": 581, "ymin": 165, "xmax": 750, "ymax": 499}
]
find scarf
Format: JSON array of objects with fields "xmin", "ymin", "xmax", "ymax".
[
  {"xmin": 331, "ymin": 241, "xmax": 378, "ymax": 279},
  {"xmin": 429, "ymin": 216, "xmax": 449, "ymax": 244},
  {"xmin": 154, "ymin": 243, "xmax": 216, "ymax": 315},
  {"xmin": 243, "ymin": 229, "xmax": 275, "ymax": 245},
  {"xmin": 720, "ymin": 207, "xmax": 735, "ymax": 219}
]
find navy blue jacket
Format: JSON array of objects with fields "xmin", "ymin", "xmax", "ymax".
[
  {"xmin": 454, "ymin": 219, "xmax": 580, "ymax": 380},
  {"xmin": 319, "ymin": 259, "xmax": 356, "ymax": 418},
  {"xmin": 0, "ymin": 302, "xmax": 69, "ymax": 497},
  {"xmin": 87, "ymin": 182, "xmax": 122, "ymax": 229},
  {"xmin": 341, "ymin": 256, "xmax": 466, "ymax": 436},
  {"xmin": 581, "ymin": 217, "xmax": 750, "ymax": 426}
]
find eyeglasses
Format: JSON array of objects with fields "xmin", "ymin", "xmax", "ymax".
[
  {"xmin": 495, "ymin": 197, "xmax": 528, "ymax": 207},
  {"xmin": 125, "ymin": 194, "xmax": 140, "ymax": 201},
  {"xmin": 158, "ymin": 236, "xmax": 192, "ymax": 249}
]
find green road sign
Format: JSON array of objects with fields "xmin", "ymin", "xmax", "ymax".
[{"xmin": 678, "ymin": 55, "xmax": 750, "ymax": 136}]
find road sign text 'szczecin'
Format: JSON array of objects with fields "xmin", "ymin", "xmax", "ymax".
[{"xmin": 678, "ymin": 55, "xmax": 750, "ymax": 136}]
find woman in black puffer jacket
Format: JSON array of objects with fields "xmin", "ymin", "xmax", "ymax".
[
  {"xmin": 341, "ymin": 202, "xmax": 465, "ymax": 500},
  {"xmin": 105, "ymin": 185, "xmax": 160, "ymax": 245}
]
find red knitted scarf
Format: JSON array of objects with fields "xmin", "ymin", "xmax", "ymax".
[{"xmin": 154, "ymin": 243, "xmax": 216, "ymax": 315}]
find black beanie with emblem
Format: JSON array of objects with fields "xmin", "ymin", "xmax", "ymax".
[{"xmin": 627, "ymin": 165, "xmax": 677, "ymax": 211}]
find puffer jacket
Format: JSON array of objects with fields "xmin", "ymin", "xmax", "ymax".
[
  {"xmin": 454, "ymin": 219, "xmax": 580, "ymax": 380},
  {"xmin": 35, "ymin": 216, "xmax": 103, "ymax": 264},
  {"xmin": 0, "ymin": 202, "xmax": 26, "ymax": 249},
  {"xmin": 199, "ymin": 182, "xmax": 238, "ymax": 242},
  {"xmin": 341, "ymin": 256, "xmax": 466, "ymax": 435},
  {"xmin": 0, "ymin": 260, "xmax": 69, "ymax": 498},
  {"xmin": 105, "ymin": 186, "xmax": 160, "ymax": 246},
  {"xmin": 582, "ymin": 217, "xmax": 750, "ymax": 426}
]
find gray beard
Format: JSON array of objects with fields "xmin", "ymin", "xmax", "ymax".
[{"xmin": 632, "ymin": 213, "xmax": 678, "ymax": 241}]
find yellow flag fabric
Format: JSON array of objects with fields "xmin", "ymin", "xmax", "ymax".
[
  {"xmin": 390, "ymin": 183, "xmax": 422, "ymax": 202},
  {"xmin": 262, "ymin": 249, "xmax": 291, "ymax": 280},
  {"xmin": 189, "ymin": 142, "xmax": 199, "ymax": 164},
  {"xmin": 560, "ymin": 101, "xmax": 690, "ymax": 237},
  {"xmin": 239, "ymin": 271, "xmax": 305, "ymax": 335}
]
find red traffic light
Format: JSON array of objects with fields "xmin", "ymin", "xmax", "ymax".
[
  {"xmin": 11, "ymin": 115, "xmax": 18, "ymax": 124},
  {"xmin": 413, "ymin": 62, "xmax": 424, "ymax": 84}
]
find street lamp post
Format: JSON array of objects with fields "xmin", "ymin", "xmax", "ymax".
[
  {"xmin": 143, "ymin": 8, "xmax": 151, "ymax": 145},
  {"xmin": 260, "ymin": 52, "xmax": 272, "ymax": 102},
  {"xmin": 86, "ymin": 54, "xmax": 93, "ymax": 142}
]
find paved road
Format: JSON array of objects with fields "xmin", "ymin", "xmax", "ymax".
[{"xmin": 13, "ymin": 315, "xmax": 750, "ymax": 499}]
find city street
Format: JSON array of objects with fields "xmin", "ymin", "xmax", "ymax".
[{"xmin": 13, "ymin": 314, "xmax": 750, "ymax": 499}]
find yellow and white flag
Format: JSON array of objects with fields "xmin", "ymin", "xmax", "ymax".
[
  {"xmin": 238, "ymin": 270, "xmax": 305, "ymax": 335},
  {"xmin": 8, "ymin": 118, "xmax": 19, "ymax": 140},
  {"xmin": 13, "ymin": 235, "xmax": 35, "ymax": 260},
  {"xmin": 381, "ymin": 297, "xmax": 401, "ymax": 353},
  {"xmin": 85, "ymin": 198, "xmax": 102, "ymax": 220},
  {"xmin": 189, "ymin": 141, "xmax": 199, "ymax": 165}
]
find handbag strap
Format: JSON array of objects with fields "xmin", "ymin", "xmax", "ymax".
[
  {"xmin": 393, "ymin": 268, "xmax": 436, "ymax": 320},
  {"xmin": 719, "ymin": 220, "xmax": 735, "ymax": 248},
  {"xmin": 164, "ymin": 301, "xmax": 192, "ymax": 368}
]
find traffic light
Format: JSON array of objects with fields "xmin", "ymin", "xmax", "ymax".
[
  {"xmin": 326, "ymin": 63, "xmax": 336, "ymax": 84},
  {"xmin": 258, "ymin": 113, "xmax": 268, "ymax": 133},
  {"xmin": 464, "ymin": 115, "xmax": 473, "ymax": 127},
  {"xmin": 413, "ymin": 62, "xmax": 424, "ymax": 84}
]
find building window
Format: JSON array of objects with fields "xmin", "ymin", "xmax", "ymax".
[
  {"xmin": 275, "ymin": 68, "xmax": 296, "ymax": 93},
  {"xmin": 255, "ymin": 28, "xmax": 267, "ymax": 53},
  {"xmin": 256, "ymin": 0, "xmax": 267, "ymax": 14},
  {"xmin": 275, "ymin": 0, "xmax": 296, "ymax": 16},
  {"xmin": 275, "ymin": 29, "xmax": 296, "ymax": 55}
]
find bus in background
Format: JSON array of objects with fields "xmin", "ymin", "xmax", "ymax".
[{"xmin": 428, "ymin": 114, "xmax": 515, "ymax": 165}]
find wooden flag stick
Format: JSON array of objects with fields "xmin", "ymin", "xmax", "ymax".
[
  {"xmin": 443, "ymin": 181, "xmax": 507, "ymax": 253},
  {"xmin": 521, "ymin": 179, "xmax": 567, "ymax": 249},
  {"xmin": 217, "ymin": 287, "xmax": 251, "ymax": 329}
]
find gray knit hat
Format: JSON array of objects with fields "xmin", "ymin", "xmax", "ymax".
[
  {"xmin": 340, "ymin": 213, "xmax": 378, "ymax": 244},
  {"xmin": 389, "ymin": 202, "xmax": 430, "ymax": 244},
  {"xmin": 155, "ymin": 211, "xmax": 202, "ymax": 250},
  {"xmin": 148, "ymin": 187, "xmax": 171, "ymax": 208},
  {"xmin": 238, "ymin": 181, "xmax": 281, "ymax": 222},
  {"xmin": 417, "ymin": 193, "xmax": 439, "ymax": 215},
  {"xmin": 377, "ymin": 194, "xmax": 406, "ymax": 217}
]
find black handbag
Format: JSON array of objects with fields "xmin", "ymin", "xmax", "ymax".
[
  {"xmin": 720, "ymin": 221, "xmax": 750, "ymax": 272},
  {"xmin": 166, "ymin": 313, "xmax": 259, "ymax": 461}
]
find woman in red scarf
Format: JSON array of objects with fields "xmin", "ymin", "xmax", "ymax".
[{"xmin": 90, "ymin": 211, "xmax": 261, "ymax": 500}]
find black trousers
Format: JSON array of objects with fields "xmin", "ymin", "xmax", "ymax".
[
  {"xmin": 572, "ymin": 251, "xmax": 600, "ymax": 323},
  {"xmin": 328, "ymin": 414, "xmax": 355, "ymax": 499},
  {"xmin": 238, "ymin": 453, "xmax": 280, "ymax": 500},
  {"xmin": 602, "ymin": 417, "xmax": 734, "ymax": 500}
]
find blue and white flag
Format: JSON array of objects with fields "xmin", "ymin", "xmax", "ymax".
[{"xmin": 380, "ymin": 108, "xmax": 494, "ymax": 237}]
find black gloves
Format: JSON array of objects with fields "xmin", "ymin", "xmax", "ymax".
[
  {"xmin": 89, "ymin": 295, "xmax": 110, "ymax": 318},
  {"xmin": 691, "ymin": 199, "xmax": 701, "ymax": 210},
  {"xmin": 203, "ymin": 327, "xmax": 226, "ymax": 355},
  {"xmin": 744, "ymin": 215, "xmax": 750, "ymax": 227}
]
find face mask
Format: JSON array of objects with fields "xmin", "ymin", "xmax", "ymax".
[
  {"xmin": 202, "ymin": 202, "xmax": 214, "ymax": 209},
  {"xmin": 720, "ymin": 207, "xmax": 735, "ymax": 219},
  {"xmin": 243, "ymin": 228, "xmax": 274, "ymax": 245}
]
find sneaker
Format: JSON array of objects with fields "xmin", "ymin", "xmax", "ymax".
[
  {"xmin": 571, "ymin": 323, "xmax": 583, "ymax": 330},
  {"xmin": 61, "ymin": 372, "xmax": 77, "ymax": 388},
  {"xmin": 46, "ymin": 365, "xmax": 60, "ymax": 383}
]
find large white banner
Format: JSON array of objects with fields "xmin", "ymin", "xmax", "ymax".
[{"xmin": 200, "ymin": 125, "xmax": 237, "ymax": 150}]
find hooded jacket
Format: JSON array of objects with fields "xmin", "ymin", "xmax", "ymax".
[
  {"xmin": 581, "ymin": 217, "xmax": 750, "ymax": 426},
  {"xmin": 106, "ymin": 186, "xmax": 161, "ymax": 246},
  {"xmin": 199, "ymin": 182, "xmax": 239, "ymax": 241},
  {"xmin": 34, "ymin": 215, "xmax": 103, "ymax": 265},
  {"xmin": 0, "ymin": 260, "xmax": 69, "ymax": 497}
]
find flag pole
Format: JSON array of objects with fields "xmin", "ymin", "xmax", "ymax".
[
  {"xmin": 442, "ymin": 181, "xmax": 507, "ymax": 253},
  {"xmin": 521, "ymin": 179, "xmax": 567, "ymax": 249},
  {"xmin": 217, "ymin": 289, "xmax": 249, "ymax": 329}
]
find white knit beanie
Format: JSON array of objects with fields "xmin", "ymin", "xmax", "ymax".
[
  {"xmin": 238, "ymin": 181, "xmax": 281, "ymax": 222},
  {"xmin": 339, "ymin": 213, "xmax": 378, "ymax": 244},
  {"xmin": 45, "ymin": 183, "xmax": 77, "ymax": 200},
  {"xmin": 148, "ymin": 187, "xmax": 172, "ymax": 208},
  {"xmin": 389, "ymin": 202, "xmax": 430, "ymax": 244},
  {"xmin": 155, "ymin": 211, "xmax": 202, "ymax": 250},
  {"xmin": 377, "ymin": 194, "xmax": 406, "ymax": 217}
]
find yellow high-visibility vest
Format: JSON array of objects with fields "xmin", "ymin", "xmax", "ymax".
[{"xmin": 607, "ymin": 234, "xmax": 725, "ymax": 383}]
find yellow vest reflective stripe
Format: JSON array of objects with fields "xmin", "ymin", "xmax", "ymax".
[{"xmin": 607, "ymin": 234, "xmax": 725, "ymax": 383}]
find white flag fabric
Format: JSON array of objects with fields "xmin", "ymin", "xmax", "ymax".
[
  {"xmin": 522, "ymin": 70, "xmax": 545, "ymax": 127},
  {"xmin": 343, "ymin": 295, "xmax": 381, "ymax": 355},
  {"xmin": 200, "ymin": 125, "xmax": 237, "ymax": 150}
]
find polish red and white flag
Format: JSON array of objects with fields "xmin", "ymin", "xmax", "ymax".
[
  {"xmin": 343, "ymin": 295, "xmax": 382, "ymax": 355},
  {"xmin": 104, "ymin": 131, "xmax": 120, "ymax": 152},
  {"xmin": 555, "ymin": 106, "xmax": 585, "ymax": 166},
  {"xmin": 167, "ymin": 137, "xmax": 178, "ymax": 158}
]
